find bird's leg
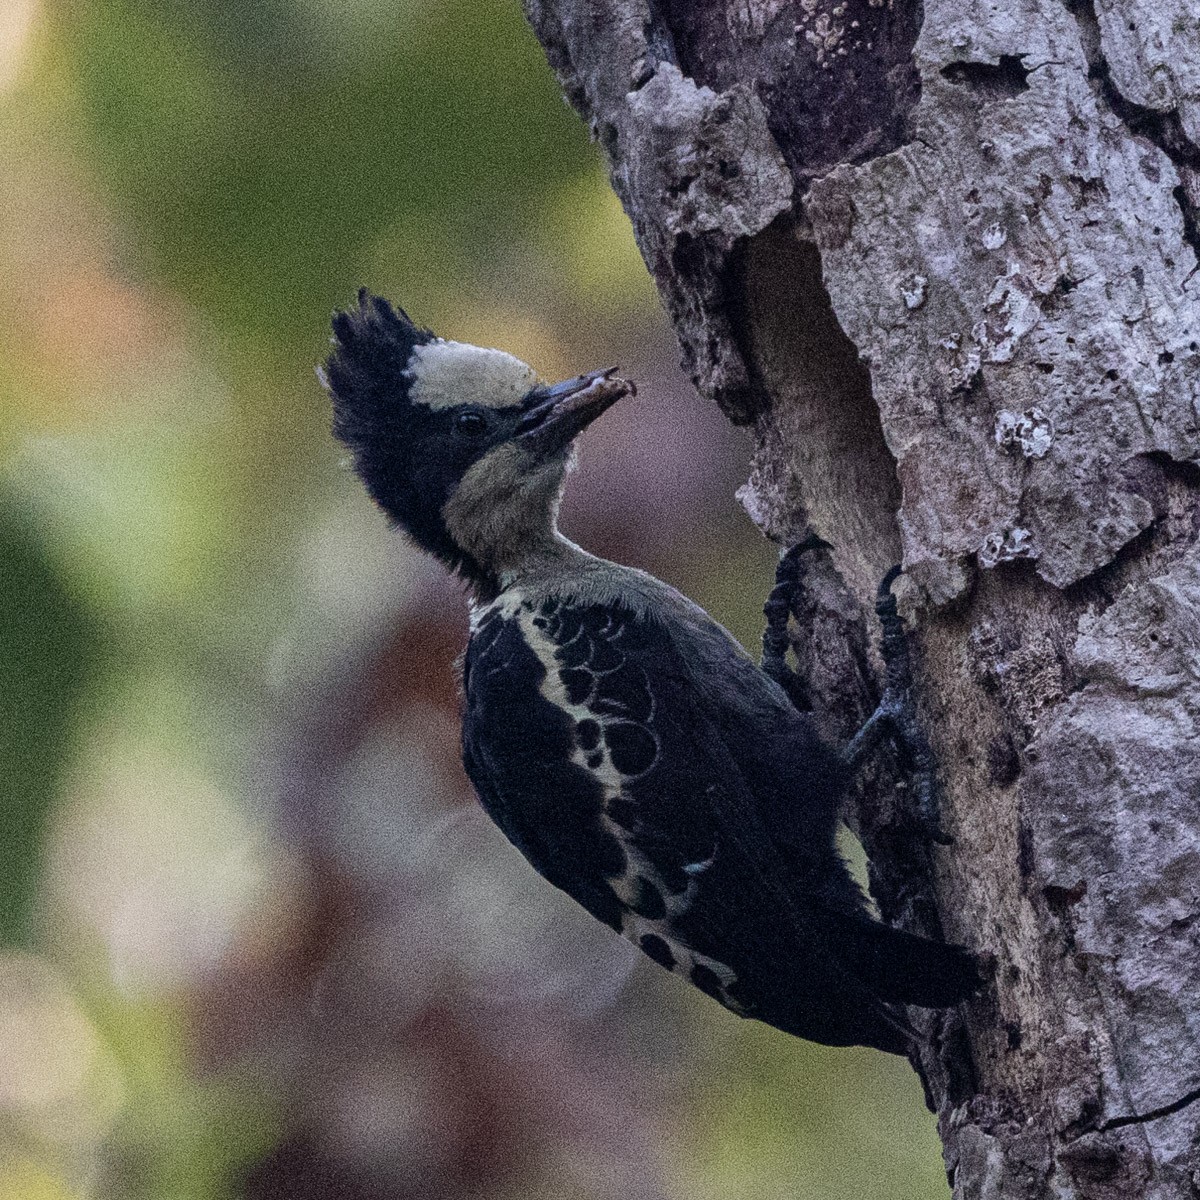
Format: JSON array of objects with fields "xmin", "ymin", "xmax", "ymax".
[
  {"xmin": 760, "ymin": 533, "xmax": 831, "ymax": 712},
  {"xmin": 848, "ymin": 566, "xmax": 950, "ymax": 844},
  {"xmin": 762, "ymin": 542, "xmax": 949, "ymax": 844}
]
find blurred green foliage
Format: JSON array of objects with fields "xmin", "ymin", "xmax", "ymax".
[
  {"xmin": 60, "ymin": 0, "xmax": 597, "ymax": 344},
  {"xmin": 681, "ymin": 1017, "xmax": 950, "ymax": 1200},
  {"xmin": 0, "ymin": 496, "xmax": 104, "ymax": 943}
]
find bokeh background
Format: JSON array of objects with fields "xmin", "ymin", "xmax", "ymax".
[{"xmin": 1, "ymin": 2, "xmax": 950, "ymax": 1196}]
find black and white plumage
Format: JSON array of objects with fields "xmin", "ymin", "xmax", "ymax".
[{"xmin": 322, "ymin": 291, "xmax": 979, "ymax": 1054}]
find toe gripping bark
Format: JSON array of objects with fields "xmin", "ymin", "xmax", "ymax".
[
  {"xmin": 760, "ymin": 534, "xmax": 827, "ymax": 714},
  {"xmin": 761, "ymin": 541, "xmax": 951, "ymax": 844}
]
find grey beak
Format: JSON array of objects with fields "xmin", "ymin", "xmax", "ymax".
[{"xmin": 514, "ymin": 367, "xmax": 635, "ymax": 453}]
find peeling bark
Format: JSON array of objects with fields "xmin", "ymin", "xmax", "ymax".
[{"xmin": 525, "ymin": 0, "xmax": 1200, "ymax": 1195}]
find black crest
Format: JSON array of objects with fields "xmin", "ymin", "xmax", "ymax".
[
  {"xmin": 320, "ymin": 290, "xmax": 494, "ymax": 584},
  {"xmin": 322, "ymin": 289, "xmax": 436, "ymax": 454}
]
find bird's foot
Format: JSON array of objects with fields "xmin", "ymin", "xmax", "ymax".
[
  {"xmin": 762, "ymin": 543, "xmax": 949, "ymax": 843},
  {"xmin": 844, "ymin": 567, "xmax": 950, "ymax": 844},
  {"xmin": 760, "ymin": 533, "xmax": 832, "ymax": 712}
]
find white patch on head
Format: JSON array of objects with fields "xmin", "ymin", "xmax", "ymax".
[{"xmin": 407, "ymin": 339, "xmax": 540, "ymax": 412}]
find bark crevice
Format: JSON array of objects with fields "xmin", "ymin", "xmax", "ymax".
[
  {"xmin": 736, "ymin": 223, "xmax": 904, "ymax": 599},
  {"xmin": 939, "ymin": 55, "xmax": 1032, "ymax": 101},
  {"xmin": 653, "ymin": 0, "xmax": 925, "ymax": 186}
]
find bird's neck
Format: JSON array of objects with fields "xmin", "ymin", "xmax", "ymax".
[
  {"xmin": 440, "ymin": 456, "xmax": 581, "ymax": 601},
  {"xmin": 494, "ymin": 529, "xmax": 592, "ymax": 589},
  {"xmin": 450, "ymin": 516, "xmax": 589, "ymax": 603}
]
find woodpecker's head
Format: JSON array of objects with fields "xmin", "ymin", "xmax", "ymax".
[{"xmin": 321, "ymin": 290, "xmax": 634, "ymax": 591}]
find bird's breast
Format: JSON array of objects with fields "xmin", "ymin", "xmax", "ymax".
[{"xmin": 467, "ymin": 591, "xmax": 748, "ymax": 1014}]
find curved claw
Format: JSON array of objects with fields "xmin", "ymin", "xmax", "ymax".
[
  {"xmin": 764, "ymin": 549, "xmax": 950, "ymax": 843},
  {"xmin": 794, "ymin": 531, "xmax": 835, "ymax": 556},
  {"xmin": 761, "ymin": 534, "xmax": 835, "ymax": 712},
  {"xmin": 878, "ymin": 563, "xmax": 903, "ymax": 597}
]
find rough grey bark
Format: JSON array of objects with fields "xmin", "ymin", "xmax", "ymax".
[{"xmin": 523, "ymin": 1, "xmax": 1200, "ymax": 1196}]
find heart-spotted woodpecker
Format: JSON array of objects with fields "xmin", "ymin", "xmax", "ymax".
[{"xmin": 320, "ymin": 290, "xmax": 979, "ymax": 1054}]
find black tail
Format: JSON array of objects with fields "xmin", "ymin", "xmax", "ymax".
[{"xmin": 828, "ymin": 911, "xmax": 981, "ymax": 1008}]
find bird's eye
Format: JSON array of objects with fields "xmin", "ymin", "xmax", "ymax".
[{"xmin": 456, "ymin": 410, "xmax": 488, "ymax": 437}]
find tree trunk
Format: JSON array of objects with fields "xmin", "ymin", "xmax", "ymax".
[{"xmin": 523, "ymin": 1, "xmax": 1200, "ymax": 1195}]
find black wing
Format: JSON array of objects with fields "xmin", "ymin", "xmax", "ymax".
[{"xmin": 461, "ymin": 592, "xmax": 970, "ymax": 1052}]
